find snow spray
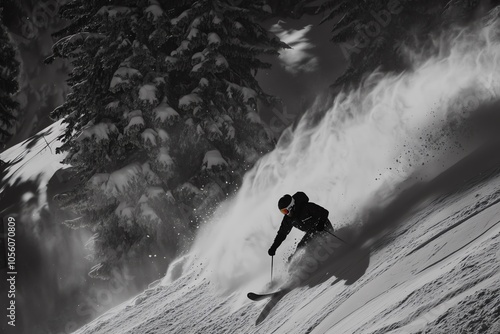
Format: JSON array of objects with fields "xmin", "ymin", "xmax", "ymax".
[{"xmin": 174, "ymin": 11, "xmax": 500, "ymax": 294}]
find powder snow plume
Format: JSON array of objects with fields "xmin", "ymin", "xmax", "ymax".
[{"xmin": 167, "ymin": 12, "xmax": 500, "ymax": 295}]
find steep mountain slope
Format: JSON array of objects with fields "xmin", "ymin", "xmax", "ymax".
[
  {"xmin": 70, "ymin": 159, "xmax": 500, "ymax": 334},
  {"xmin": 68, "ymin": 14, "xmax": 500, "ymax": 334},
  {"xmin": 3, "ymin": 8, "xmax": 500, "ymax": 334}
]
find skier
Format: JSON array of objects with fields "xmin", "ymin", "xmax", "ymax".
[{"xmin": 268, "ymin": 192, "xmax": 333, "ymax": 260}]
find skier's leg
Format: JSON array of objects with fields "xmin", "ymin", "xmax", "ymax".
[
  {"xmin": 298, "ymin": 232, "xmax": 317, "ymax": 250},
  {"xmin": 288, "ymin": 233, "xmax": 314, "ymax": 262}
]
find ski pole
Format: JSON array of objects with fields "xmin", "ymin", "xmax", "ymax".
[
  {"xmin": 271, "ymin": 256, "xmax": 274, "ymax": 283},
  {"xmin": 325, "ymin": 230, "xmax": 349, "ymax": 245}
]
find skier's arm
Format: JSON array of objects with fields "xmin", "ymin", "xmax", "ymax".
[
  {"xmin": 269, "ymin": 218, "xmax": 293, "ymax": 255},
  {"xmin": 307, "ymin": 202, "xmax": 329, "ymax": 230}
]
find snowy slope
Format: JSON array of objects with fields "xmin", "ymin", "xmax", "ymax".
[
  {"xmin": 0, "ymin": 119, "xmax": 68, "ymax": 216},
  {"xmin": 3, "ymin": 11, "xmax": 500, "ymax": 334},
  {"xmin": 70, "ymin": 163, "xmax": 500, "ymax": 334},
  {"xmin": 68, "ymin": 16, "xmax": 500, "ymax": 334}
]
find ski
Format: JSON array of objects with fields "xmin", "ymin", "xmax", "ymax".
[
  {"xmin": 247, "ymin": 292, "xmax": 275, "ymax": 301},
  {"xmin": 247, "ymin": 289, "xmax": 289, "ymax": 301}
]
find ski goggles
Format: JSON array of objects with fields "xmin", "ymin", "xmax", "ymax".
[{"xmin": 279, "ymin": 197, "xmax": 295, "ymax": 215}]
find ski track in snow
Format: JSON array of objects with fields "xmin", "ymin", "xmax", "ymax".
[{"xmin": 72, "ymin": 169, "xmax": 500, "ymax": 334}]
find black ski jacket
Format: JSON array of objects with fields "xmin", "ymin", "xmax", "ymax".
[{"xmin": 270, "ymin": 192, "xmax": 329, "ymax": 251}]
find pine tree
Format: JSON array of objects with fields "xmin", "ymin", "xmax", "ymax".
[
  {"xmin": 0, "ymin": 12, "xmax": 20, "ymax": 148},
  {"xmin": 50, "ymin": 0, "xmax": 285, "ymax": 279},
  {"xmin": 317, "ymin": 0, "xmax": 489, "ymax": 89},
  {"xmin": 267, "ymin": 0, "xmax": 319, "ymax": 18}
]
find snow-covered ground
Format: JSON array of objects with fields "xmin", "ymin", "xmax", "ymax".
[
  {"xmin": 68, "ymin": 158, "xmax": 500, "ymax": 334},
  {"xmin": 3, "ymin": 10, "xmax": 500, "ymax": 334},
  {"xmin": 67, "ymin": 18, "xmax": 500, "ymax": 334}
]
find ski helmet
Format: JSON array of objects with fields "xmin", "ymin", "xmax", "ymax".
[{"xmin": 278, "ymin": 194, "xmax": 294, "ymax": 215}]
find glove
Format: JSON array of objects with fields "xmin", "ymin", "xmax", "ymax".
[{"xmin": 268, "ymin": 246, "xmax": 276, "ymax": 256}]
